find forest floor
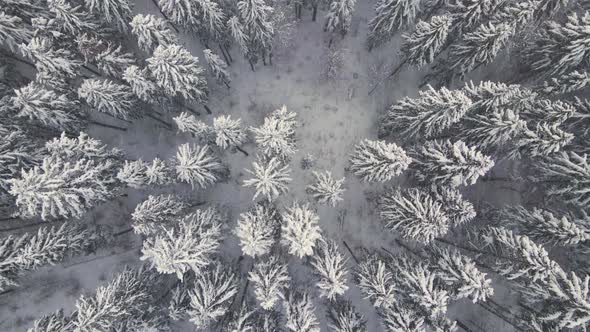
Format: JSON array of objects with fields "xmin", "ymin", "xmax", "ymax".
[{"xmin": 1, "ymin": 1, "xmax": 524, "ymax": 331}]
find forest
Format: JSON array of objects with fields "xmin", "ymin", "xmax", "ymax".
[{"xmin": 1, "ymin": 0, "xmax": 589, "ymax": 331}]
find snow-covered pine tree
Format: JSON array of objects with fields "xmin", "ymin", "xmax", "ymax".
[
  {"xmin": 45, "ymin": 132, "xmax": 123, "ymax": 162},
  {"xmin": 78, "ymin": 79, "xmax": 138, "ymax": 120},
  {"xmin": 122, "ymin": 65, "xmax": 160, "ymax": 104},
  {"xmin": 430, "ymin": 247, "xmax": 493, "ymax": 303},
  {"xmin": 9, "ymin": 156, "xmax": 118, "ymax": 220},
  {"xmin": 498, "ymin": 206, "xmax": 590, "ymax": 247},
  {"xmin": 147, "ymin": 44, "xmax": 209, "ymax": 105},
  {"xmin": 12, "ymin": 83, "xmax": 83, "ymax": 132},
  {"xmin": 0, "ymin": 12, "xmax": 32, "ymax": 53},
  {"xmin": 145, "ymin": 158, "xmax": 173, "ymax": 185},
  {"xmin": 82, "ymin": 0, "xmax": 132, "ymax": 32},
  {"xmin": 324, "ymin": 0, "xmax": 356, "ymax": 37},
  {"xmin": 379, "ymin": 187, "xmax": 450, "ymax": 244},
  {"xmin": 381, "ymin": 86, "xmax": 472, "ymax": 140},
  {"xmin": 47, "ymin": 0, "xmax": 99, "ymax": 36},
  {"xmin": 401, "ymin": 15, "xmax": 452, "ymax": 68},
  {"xmin": 26, "ymin": 310, "xmax": 69, "ymax": 332},
  {"xmin": 526, "ymin": 12, "xmax": 590, "ymax": 77},
  {"xmin": 0, "ymin": 222, "xmax": 96, "ymax": 291},
  {"xmin": 249, "ymin": 256, "xmax": 291, "ymax": 310},
  {"xmin": 212, "ymin": 114, "xmax": 247, "ymax": 150},
  {"xmin": 173, "ymin": 111, "xmax": 213, "ymax": 142},
  {"xmin": 255, "ymin": 310, "xmax": 282, "ymax": 331},
  {"xmin": 310, "ymin": 239, "xmax": 349, "ymax": 300},
  {"xmin": 117, "ymin": 159, "xmax": 172, "ymax": 188},
  {"xmin": 281, "ymin": 202, "xmax": 323, "ymax": 258},
  {"xmin": 20, "ymin": 36, "xmax": 81, "ymax": 78},
  {"xmin": 0, "ymin": 129, "xmax": 41, "ymax": 198},
  {"xmin": 174, "ymin": 143, "xmax": 226, "ymax": 189},
  {"xmin": 379, "ymin": 301, "xmax": 425, "ymax": 332},
  {"xmin": 326, "ymin": 299, "xmax": 367, "ymax": 332},
  {"xmin": 411, "ymin": 139, "xmax": 495, "ymax": 187},
  {"xmin": 429, "ymin": 185, "xmax": 476, "ymax": 227},
  {"xmin": 235, "ymin": 202, "xmax": 280, "ymax": 258},
  {"xmin": 203, "ymin": 49, "xmax": 231, "ymax": 87},
  {"xmin": 188, "ymin": 262, "xmax": 238, "ymax": 329},
  {"xmin": 157, "ymin": 0, "xmax": 198, "ymax": 28},
  {"xmin": 355, "ymin": 254, "xmax": 396, "ymax": 308},
  {"xmin": 131, "ymin": 194, "xmax": 188, "ymax": 236},
  {"xmin": 349, "ymin": 139, "xmax": 411, "ymax": 182},
  {"xmin": 366, "ymin": 0, "xmax": 420, "ymax": 51},
  {"xmin": 446, "ymin": 22, "xmax": 514, "ymax": 78},
  {"xmin": 462, "ymin": 80, "xmax": 536, "ymax": 115},
  {"xmin": 457, "ymin": 108, "xmax": 527, "ymax": 153},
  {"xmin": 489, "ymin": 0, "xmax": 537, "ymax": 28},
  {"xmin": 90, "ymin": 41, "xmax": 135, "ymax": 77},
  {"xmin": 227, "ymin": 15, "xmax": 250, "ymax": 57},
  {"xmin": 307, "ymin": 170, "xmax": 345, "ymax": 206},
  {"xmin": 243, "ymin": 157, "xmax": 292, "ymax": 201},
  {"xmin": 520, "ymin": 99, "xmax": 576, "ymax": 125},
  {"xmin": 237, "ymin": 0, "xmax": 275, "ymax": 63},
  {"xmin": 509, "ymin": 122, "xmax": 573, "ymax": 159},
  {"xmin": 283, "ymin": 290, "xmax": 321, "ymax": 332},
  {"xmin": 531, "ymin": 151, "xmax": 590, "ymax": 207},
  {"xmin": 539, "ymin": 70, "xmax": 590, "ymax": 96},
  {"xmin": 448, "ymin": 0, "xmax": 501, "ymax": 31},
  {"xmin": 140, "ymin": 207, "xmax": 224, "ymax": 279},
  {"xmin": 224, "ymin": 305, "xmax": 257, "ymax": 332},
  {"xmin": 131, "ymin": 14, "xmax": 178, "ymax": 53},
  {"xmin": 250, "ymin": 105, "xmax": 298, "ymax": 159}
]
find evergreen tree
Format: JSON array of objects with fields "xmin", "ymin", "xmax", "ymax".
[
  {"xmin": 174, "ymin": 143, "xmax": 226, "ymax": 189},
  {"xmin": 520, "ymin": 99, "xmax": 576, "ymax": 125},
  {"xmin": 237, "ymin": 0, "xmax": 275, "ymax": 62},
  {"xmin": 48, "ymin": 0, "xmax": 99, "ymax": 36},
  {"xmin": 462, "ymin": 80, "xmax": 536, "ymax": 115},
  {"xmin": 82, "ymin": 0, "xmax": 132, "ymax": 32},
  {"xmin": 173, "ymin": 111, "xmax": 213, "ymax": 141},
  {"xmin": 9, "ymin": 156, "xmax": 118, "ymax": 220},
  {"xmin": 0, "ymin": 129, "xmax": 41, "ymax": 195},
  {"xmin": 147, "ymin": 44, "xmax": 209, "ymax": 104},
  {"xmin": 91, "ymin": 41, "xmax": 135, "ymax": 77},
  {"xmin": 243, "ymin": 157, "xmax": 292, "ymax": 201},
  {"xmin": 203, "ymin": 49, "xmax": 231, "ymax": 87},
  {"xmin": 379, "ymin": 302, "xmax": 425, "ymax": 332},
  {"xmin": 225, "ymin": 305, "xmax": 257, "ymax": 332},
  {"xmin": 326, "ymin": 299, "xmax": 367, "ymax": 332},
  {"xmin": 0, "ymin": 12, "xmax": 32, "ymax": 52},
  {"xmin": 122, "ymin": 65, "xmax": 160, "ymax": 104},
  {"xmin": 158, "ymin": 0, "xmax": 200, "ymax": 28},
  {"xmin": 429, "ymin": 185, "xmax": 476, "ymax": 227},
  {"xmin": 249, "ymin": 256, "xmax": 291, "ymax": 310},
  {"xmin": 307, "ymin": 170, "xmax": 346, "ymax": 206},
  {"xmin": 411, "ymin": 139, "xmax": 494, "ymax": 187},
  {"xmin": 188, "ymin": 262, "xmax": 238, "ymax": 329},
  {"xmin": 235, "ymin": 203, "xmax": 280, "ymax": 258},
  {"xmin": 509, "ymin": 123, "xmax": 573, "ymax": 159},
  {"xmin": 227, "ymin": 15, "xmax": 250, "ymax": 56},
  {"xmin": 117, "ymin": 159, "xmax": 172, "ymax": 188},
  {"xmin": 324, "ymin": 0, "xmax": 357, "ymax": 37},
  {"xmin": 26, "ymin": 310, "xmax": 69, "ymax": 332},
  {"xmin": 381, "ymin": 86, "xmax": 472, "ymax": 140},
  {"xmin": 283, "ymin": 290, "xmax": 321, "ymax": 332},
  {"xmin": 45, "ymin": 132, "xmax": 123, "ymax": 162},
  {"xmin": 355, "ymin": 254, "xmax": 396, "ymax": 308},
  {"xmin": 458, "ymin": 108, "xmax": 527, "ymax": 152},
  {"xmin": 145, "ymin": 157, "xmax": 173, "ymax": 186},
  {"xmin": 401, "ymin": 15, "xmax": 452, "ymax": 68},
  {"xmin": 78, "ymin": 79, "xmax": 137, "ymax": 120},
  {"xmin": 281, "ymin": 202, "xmax": 323, "ymax": 258},
  {"xmin": 539, "ymin": 70, "xmax": 590, "ymax": 96},
  {"xmin": 349, "ymin": 139, "xmax": 411, "ymax": 182},
  {"xmin": 131, "ymin": 14, "xmax": 178, "ymax": 52},
  {"xmin": 379, "ymin": 188, "xmax": 450, "ymax": 244},
  {"xmin": 212, "ymin": 114, "xmax": 248, "ymax": 150},
  {"xmin": 0, "ymin": 222, "xmax": 96, "ymax": 291},
  {"xmin": 448, "ymin": 0, "xmax": 501, "ymax": 31},
  {"xmin": 366, "ymin": 0, "xmax": 420, "ymax": 50},
  {"xmin": 490, "ymin": 0, "xmax": 537, "ymax": 28},
  {"xmin": 310, "ymin": 239, "xmax": 349, "ymax": 300},
  {"xmin": 131, "ymin": 194, "xmax": 188, "ymax": 236},
  {"xmin": 21, "ymin": 37, "xmax": 81, "ymax": 77},
  {"xmin": 250, "ymin": 105, "xmax": 298, "ymax": 159},
  {"xmin": 12, "ymin": 83, "xmax": 82, "ymax": 132},
  {"xmin": 140, "ymin": 207, "xmax": 224, "ymax": 279}
]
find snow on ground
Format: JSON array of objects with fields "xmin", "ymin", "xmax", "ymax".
[{"xmin": 0, "ymin": 1, "xmax": 523, "ymax": 331}]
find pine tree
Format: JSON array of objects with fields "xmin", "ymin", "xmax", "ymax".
[
  {"xmin": 47, "ymin": 0, "xmax": 99, "ymax": 36},
  {"xmin": 122, "ymin": 65, "xmax": 160, "ymax": 104},
  {"xmin": 509, "ymin": 123, "xmax": 573, "ymax": 159},
  {"xmin": 281, "ymin": 202, "xmax": 323, "ymax": 258},
  {"xmin": 45, "ymin": 132, "xmax": 123, "ymax": 162},
  {"xmin": 324, "ymin": 0, "xmax": 357, "ymax": 37},
  {"xmin": 307, "ymin": 170, "xmax": 346, "ymax": 206},
  {"xmin": 82, "ymin": 0, "xmax": 132, "ymax": 32},
  {"xmin": 379, "ymin": 302, "xmax": 425, "ymax": 332},
  {"xmin": 430, "ymin": 247, "xmax": 493, "ymax": 303},
  {"xmin": 448, "ymin": 0, "xmax": 500, "ymax": 31},
  {"xmin": 349, "ymin": 139, "xmax": 411, "ymax": 182},
  {"xmin": 12, "ymin": 83, "xmax": 82, "ymax": 132},
  {"xmin": 250, "ymin": 105, "xmax": 298, "ymax": 159},
  {"xmin": 283, "ymin": 290, "xmax": 321, "ymax": 332},
  {"xmin": 131, "ymin": 194, "xmax": 188, "ymax": 236},
  {"xmin": 131, "ymin": 14, "xmax": 178, "ymax": 52},
  {"xmin": 140, "ymin": 207, "xmax": 224, "ymax": 279},
  {"xmin": 9, "ymin": 156, "xmax": 118, "ymax": 220},
  {"xmin": 235, "ymin": 203, "xmax": 280, "ymax": 258},
  {"xmin": 174, "ymin": 143, "xmax": 226, "ymax": 189},
  {"xmin": 429, "ymin": 185, "xmax": 476, "ymax": 227},
  {"xmin": 188, "ymin": 262, "xmax": 238, "ymax": 329},
  {"xmin": 411, "ymin": 139, "xmax": 495, "ymax": 187},
  {"xmin": 203, "ymin": 49, "xmax": 231, "ymax": 87},
  {"xmin": 539, "ymin": 70, "xmax": 590, "ymax": 96},
  {"xmin": 117, "ymin": 159, "xmax": 171, "ymax": 188},
  {"xmin": 243, "ymin": 157, "xmax": 292, "ymax": 201},
  {"xmin": 401, "ymin": 15, "xmax": 452, "ymax": 68},
  {"xmin": 520, "ymin": 99, "xmax": 576, "ymax": 125},
  {"xmin": 158, "ymin": 0, "xmax": 200, "ymax": 28},
  {"xmin": 355, "ymin": 254, "xmax": 396, "ymax": 308},
  {"xmin": 173, "ymin": 111, "xmax": 213, "ymax": 141},
  {"xmin": 498, "ymin": 206, "xmax": 590, "ymax": 247},
  {"xmin": 228, "ymin": 15, "xmax": 250, "ymax": 56},
  {"xmin": 212, "ymin": 114, "xmax": 248, "ymax": 150},
  {"xmin": 531, "ymin": 151, "xmax": 590, "ymax": 207},
  {"xmin": 458, "ymin": 108, "xmax": 527, "ymax": 152},
  {"xmin": 147, "ymin": 44, "xmax": 209, "ymax": 104},
  {"xmin": 0, "ymin": 222, "xmax": 96, "ymax": 291},
  {"xmin": 366, "ymin": 0, "xmax": 420, "ymax": 50},
  {"xmin": 225, "ymin": 305, "xmax": 257, "ymax": 332},
  {"xmin": 379, "ymin": 188, "xmax": 450, "ymax": 244},
  {"xmin": 78, "ymin": 79, "xmax": 138, "ymax": 120},
  {"xmin": 0, "ymin": 129, "xmax": 41, "ymax": 194},
  {"xmin": 20, "ymin": 37, "xmax": 81, "ymax": 77},
  {"xmin": 326, "ymin": 299, "xmax": 367, "ymax": 332},
  {"xmin": 490, "ymin": 0, "xmax": 537, "ymax": 28},
  {"xmin": 462, "ymin": 80, "xmax": 536, "ymax": 115},
  {"xmin": 237, "ymin": 0, "xmax": 275, "ymax": 62},
  {"xmin": 381, "ymin": 86, "xmax": 472, "ymax": 140},
  {"xmin": 26, "ymin": 310, "xmax": 69, "ymax": 332},
  {"xmin": 249, "ymin": 256, "xmax": 291, "ymax": 310},
  {"xmin": 0, "ymin": 12, "xmax": 32, "ymax": 52},
  {"xmin": 91, "ymin": 42, "xmax": 135, "ymax": 77},
  {"xmin": 310, "ymin": 239, "xmax": 349, "ymax": 300}
]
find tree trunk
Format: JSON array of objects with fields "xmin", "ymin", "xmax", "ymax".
[
  {"xmin": 82, "ymin": 64, "xmax": 102, "ymax": 77},
  {"xmin": 0, "ymin": 216, "xmax": 18, "ymax": 222},
  {"xmin": 342, "ymin": 240, "xmax": 360, "ymax": 264},
  {"xmin": 146, "ymin": 112, "xmax": 173, "ymax": 129},
  {"xmin": 235, "ymin": 146, "xmax": 248, "ymax": 157},
  {"xmin": 456, "ymin": 320, "xmax": 474, "ymax": 332},
  {"xmin": 114, "ymin": 228, "xmax": 134, "ymax": 237},
  {"xmin": 219, "ymin": 43, "xmax": 231, "ymax": 65},
  {"xmin": 89, "ymin": 120, "xmax": 128, "ymax": 131},
  {"xmin": 312, "ymin": 6, "xmax": 317, "ymax": 21},
  {"xmin": 1, "ymin": 51, "xmax": 35, "ymax": 68},
  {"xmin": 269, "ymin": 53, "xmax": 273, "ymax": 66},
  {"xmin": 223, "ymin": 81, "xmax": 230, "ymax": 89},
  {"xmin": 150, "ymin": 0, "xmax": 180, "ymax": 33},
  {"xmin": 203, "ymin": 104, "xmax": 212, "ymax": 114},
  {"xmin": 328, "ymin": 37, "xmax": 333, "ymax": 49},
  {"xmin": 223, "ymin": 44, "xmax": 233, "ymax": 62},
  {"xmin": 248, "ymin": 59, "xmax": 255, "ymax": 71},
  {"xmin": 262, "ymin": 56, "xmax": 267, "ymax": 66}
]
